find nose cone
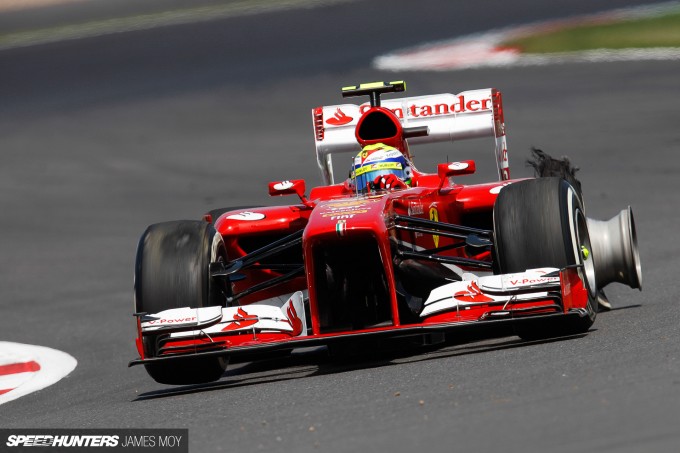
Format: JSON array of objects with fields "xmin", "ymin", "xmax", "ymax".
[{"xmin": 304, "ymin": 197, "xmax": 390, "ymax": 244}]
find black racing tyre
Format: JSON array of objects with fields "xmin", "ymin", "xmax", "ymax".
[
  {"xmin": 493, "ymin": 177, "xmax": 597, "ymax": 340},
  {"xmin": 134, "ymin": 220, "xmax": 228, "ymax": 385}
]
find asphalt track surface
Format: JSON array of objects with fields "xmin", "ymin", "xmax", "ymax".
[{"xmin": 1, "ymin": 0, "xmax": 678, "ymax": 451}]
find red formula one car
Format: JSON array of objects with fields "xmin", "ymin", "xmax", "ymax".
[{"xmin": 130, "ymin": 81, "xmax": 642, "ymax": 385}]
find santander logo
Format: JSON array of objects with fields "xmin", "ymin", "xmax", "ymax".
[
  {"xmin": 359, "ymin": 95, "xmax": 492, "ymax": 119},
  {"xmin": 285, "ymin": 304, "xmax": 304, "ymax": 336},
  {"xmin": 453, "ymin": 281, "xmax": 494, "ymax": 303},
  {"xmin": 222, "ymin": 308, "xmax": 258, "ymax": 332},
  {"xmin": 325, "ymin": 108, "xmax": 353, "ymax": 126}
]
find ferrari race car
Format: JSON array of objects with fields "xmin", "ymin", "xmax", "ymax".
[{"xmin": 130, "ymin": 81, "xmax": 642, "ymax": 385}]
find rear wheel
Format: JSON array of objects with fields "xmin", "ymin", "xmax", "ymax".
[
  {"xmin": 493, "ymin": 177, "xmax": 597, "ymax": 340},
  {"xmin": 135, "ymin": 220, "xmax": 228, "ymax": 384}
]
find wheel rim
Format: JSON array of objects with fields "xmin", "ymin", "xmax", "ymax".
[{"xmin": 576, "ymin": 209, "xmax": 598, "ymax": 300}]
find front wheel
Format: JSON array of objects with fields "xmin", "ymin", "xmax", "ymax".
[
  {"xmin": 134, "ymin": 220, "xmax": 228, "ymax": 384},
  {"xmin": 493, "ymin": 177, "xmax": 597, "ymax": 340}
]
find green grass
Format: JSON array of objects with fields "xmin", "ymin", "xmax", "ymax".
[{"xmin": 504, "ymin": 11, "xmax": 680, "ymax": 53}]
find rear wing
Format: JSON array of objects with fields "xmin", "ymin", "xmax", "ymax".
[{"xmin": 312, "ymin": 88, "xmax": 509, "ymax": 184}]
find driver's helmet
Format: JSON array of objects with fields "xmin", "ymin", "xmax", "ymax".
[{"xmin": 350, "ymin": 143, "xmax": 412, "ymax": 193}]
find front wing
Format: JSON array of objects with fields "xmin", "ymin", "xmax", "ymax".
[{"xmin": 129, "ymin": 267, "xmax": 590, "ymax": 367}]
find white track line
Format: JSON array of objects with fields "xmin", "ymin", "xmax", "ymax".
[
  {"xmin": 374, "ymin": 1, "xmax": 680, "ymax": 71},
  {"xmin": 0, "ymin": 342, "xmax": 77, "ymax": 406},
  {"xmin": 0, "ymin": 0, "xmax": 83, "ymax": 13},
  {"xmin": 0, "ymin": 0, "xmax": 357, "ymax": 51}
]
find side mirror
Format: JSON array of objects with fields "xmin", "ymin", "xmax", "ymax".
[
  {"xmin": 268, "ymin": 179, "xmax": 314, "ymax": 207},
  {"xmin": 437, "ymin": 160, "xmax": 476, "ymax": 188},
  {"xmin": 268, "ymin": 179, "xmax": 305, "ymax": 197}
]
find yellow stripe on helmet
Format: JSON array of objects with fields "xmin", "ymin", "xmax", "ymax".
[{"xmin": 354, "ymin": 161, "xmax": 402, "ymax": 177}]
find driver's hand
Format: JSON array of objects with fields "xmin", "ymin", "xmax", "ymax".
[{"xmin": 373, "ymin": 174, "xmax": 407, "ymax": 191}]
